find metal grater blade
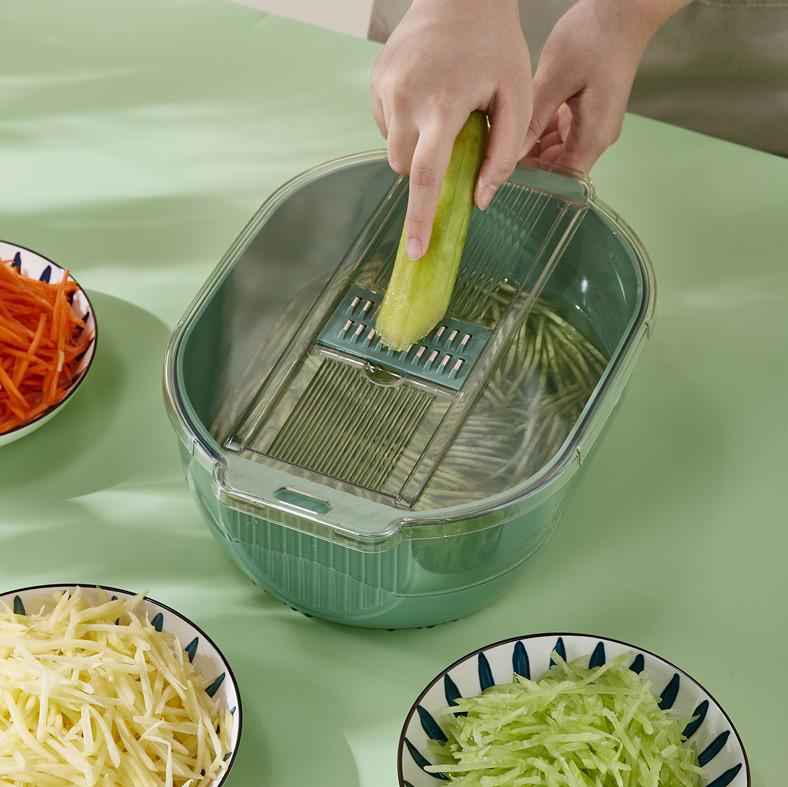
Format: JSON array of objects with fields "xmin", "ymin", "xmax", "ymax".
[
  {"xmin": 316, "ymin": 286, "xmax": 491, "ymax": 391},
  {"xmin": 267, "ymin": 357, "xmax": 434, "ymax": 493}
]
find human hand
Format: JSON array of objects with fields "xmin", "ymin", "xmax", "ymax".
[
  {"xmin": 370, "ymin": 0, "xmax": 532, "ymax": 260},
  {"xmin": 524, "ymin": 0, "xmax": 675, "ymax": 173}
]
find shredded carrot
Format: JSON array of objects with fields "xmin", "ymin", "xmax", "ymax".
[
  {"xmin": 13, "ymin": 313, "xmax": 47, "ymax": 386},
  {"xmin": 0, "ymin": 259, "xmax": 94, "ymax": 434}
]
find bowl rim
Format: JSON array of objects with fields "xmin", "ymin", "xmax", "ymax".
[
  {"xmin": 397, "ymin": 631, "xmax": 750, "ymax": 787},
  {"xmin": 0, "ymin": 239, "xmax": 98, "ymax": 441},
  {"xmin": 1, "ymin": 581, "xmax": 243, "ymax": 786}
]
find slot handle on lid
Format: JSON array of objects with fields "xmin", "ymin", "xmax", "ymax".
[
  {"xmin": 274, "ymin": 487, "xmax": 332, "ymax": 516},
  {"xmin": 215, "ymin": 455, "xmax": 403, "ymax": 543}
]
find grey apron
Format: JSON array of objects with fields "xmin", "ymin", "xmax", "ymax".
[{"xmin": 368, "ymin": 0, "xmax": 788, "ymax": 157}]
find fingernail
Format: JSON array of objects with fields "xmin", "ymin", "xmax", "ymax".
[
  {"xmin": 478, "ymin": 184, "xmax": 498, "ymax": 211},
  {"xmin": 407, "ymin": 237, "xmax": 423, "ymax": 260}
]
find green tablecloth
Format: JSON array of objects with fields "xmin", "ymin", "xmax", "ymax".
[{"xmin": 1, "ymin": 1, "xmax": 786, "ymax": 783}]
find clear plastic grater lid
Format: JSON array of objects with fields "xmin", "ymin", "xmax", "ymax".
[{"xmin": 217, "ymin": 160, "xmax": 594, "ymax": 512}]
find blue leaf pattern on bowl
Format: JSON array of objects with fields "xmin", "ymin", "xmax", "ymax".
[
  {"xmin": 707, "ymin": 764, "xmax": 743, "ymax": 787},
  {"xmin": 699, "ymin": 731, "xmax": 730, "ymax": 767},
  {"xmin": 417, "ymin": 706, "xmax": 447, "ymax": 743},
  {"xmin": 405, "ymin": 738, "xmax": 448, "ymax": 781},
  {"xmin": 629, "ymin": 653, "xmax": 645, "ymax": 674},
  {"xmin": 185, "ymin": 636, "xmax": 199, "ymax": 663},
  {"xmin": 443, "ymin": 674, "xmax": 461, "ymax": 708},
  {"xmin": 206, "ymin": 673, "xmax": 226, "ymax": 698},
  {"xmin": 550, "ymin": 637, "xmax": 566, "ymax": 666},
  {"xmin": 589, "ymin": 641, "xmax": 606, "ymax": 668},
  {"xmin": 659, "ymin": 673, "xmax": 680, "ymax": 710},
  {"xmin": 512, "ymin": 641, "xmax": 530, "ymax": 679},
  {"xmin": 684, "ymin": 700, "xmax": 709, "ymax": 739},
  {"xmin": 478, "ymin": 652, "xmax": 494, "ymax": 692}
]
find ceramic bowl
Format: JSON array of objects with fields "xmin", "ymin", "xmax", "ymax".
[
  {"xmin": 1, "ymin": 583, "xmax": 242, "ymax": 786},
  {"xmin": 0, "ymin": 240, "xmax": 97, "ymax": 446},
  {"xmin": 399, "ymin": 633, "xmax": 749, "ymax": 787}
]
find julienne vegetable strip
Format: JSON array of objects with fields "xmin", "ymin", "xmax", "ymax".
[
  {"xmin": 426, "ymin": 652, "xmax": 705, "ymax": 787},
  {"xmin": 0, "ymin": 259, "xmax": 92, "ymax": 434}
]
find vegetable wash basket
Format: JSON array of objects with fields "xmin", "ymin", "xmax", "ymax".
[{"xmin": 163, "ymin": 153, "xmax": 655, "ymax": 629}]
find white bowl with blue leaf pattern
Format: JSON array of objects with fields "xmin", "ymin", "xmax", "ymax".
[
  {"xmin": 0, "ymin": 241, "xmax": 97, "ymax": 446},
  {"xmin": 1, "ymin": 583, "xmax": 242, "ymax": 786},
  {"xmin": 398, "ymin": 633, "xmax": 748, "ymax": 787}
]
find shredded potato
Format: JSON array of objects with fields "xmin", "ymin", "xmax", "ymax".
[{"xmin": 0, "ymin": 588, "xmax": 233, "ymax": 786}]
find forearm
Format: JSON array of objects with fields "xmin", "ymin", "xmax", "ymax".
[
  {"xmin": 407, "ymin": 0, "xmax": 521, "ymax": 30},
  {"xmin": 631, "ymin": 0, "xmax": 694, "ymax": 35},
  {"xmin": 410, "ymin": 0, "xmax": 518, "ymax": 10},
  {"xmin": 589, "ymin": 0, "xmax": 692, "ymax": 47}
]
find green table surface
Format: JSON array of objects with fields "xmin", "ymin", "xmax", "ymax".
[{"xmin": 1, "ymin": 1, "xmax": 786, "ymax": 784}]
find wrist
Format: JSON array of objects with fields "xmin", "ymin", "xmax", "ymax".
[
  {"xmin": 592, "ymin": 0, "xmax": 691, "ymax": 37},
  {"xmin": 632, "ymin": 0, "xmax": 693, "ymax": 31},
  {"xmin": 584, "ymin": 0, "xmax": 665, "ymax": 51},
  {"xmin": 411, "ymin": 0, "xmax": 520, "ymax": 15}
]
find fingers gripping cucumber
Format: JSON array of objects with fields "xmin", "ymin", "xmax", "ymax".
[{"xmin": 375, "ymin": 112, "xmax": 489, "ymax": 351}]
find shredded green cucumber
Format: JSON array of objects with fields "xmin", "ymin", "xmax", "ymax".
[{"xmin": 426, "ymin": 652, "xmax": 704, "ymax": 787}]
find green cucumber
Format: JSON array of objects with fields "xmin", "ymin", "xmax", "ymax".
[{"xmin": 375, "ymin": 111, "xmax": 488, "ymax": 351}]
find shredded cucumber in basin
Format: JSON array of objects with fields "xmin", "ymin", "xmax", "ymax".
[{"xmin": 426, "ymin": 652, "xmax": 704, "ymax": 787}]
